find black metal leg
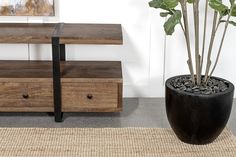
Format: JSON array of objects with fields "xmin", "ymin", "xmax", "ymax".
[
  {"xmin": 52, "ymin": 37, "xmax": 63, "ymax": 122},
  {"xmin": 60, "ymin": 44, "xmax": 66, "ymax": 61}
]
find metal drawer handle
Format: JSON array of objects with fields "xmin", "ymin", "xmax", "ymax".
[
  {"xmin": 87, "ymin": 94, "xmax": 93, "ymax": 100},
  {"xmin": 22, "ymin": 93, "xmax": 29, "ymax": 99}
]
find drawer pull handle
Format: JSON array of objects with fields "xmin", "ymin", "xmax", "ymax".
[
  {"xmin": 87, "ymin": 94, "xmax": 93, "ymax": 100},
  {"xmin": 22, "ymin": 94, "xmax": 29, "ymax": 99}
]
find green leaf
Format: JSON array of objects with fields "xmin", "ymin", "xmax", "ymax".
[
  {"xmin": 164, "ymin": 10, "xmax": 181, "ymax": 35},
  {"xmin": 209, "ymin": 0, "xmax": 229, "ymax": 16},
  {"xmin": 231, "ymin": 4, "xmax": 236, "ymax": 16},
  {"xmin": 229, "ymin": 21, "xmax": 236, "ymax": 26},
  {"xmin": 149, "ymin": 0, "xmax": 179, "ymax": 10},
  {"xmin": 220, "ymin": 20, "xmax": 236, "ymax": 26},
  {"xmin": 160, "ymin": 12, "xmax": 171, "ymax": 17},
  {"xmin": 187, "ymin": 0, "xmax": 194, "ymax": 3}
]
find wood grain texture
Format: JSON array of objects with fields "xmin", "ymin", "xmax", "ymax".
[
  {"xmin": 62, "ymin": 82, "xmax": 119, "ymax": 112},
  {"xmin": 0, "ymin": 61, "xmax": 122, "ymax": 82},
  {"xmin": 118, "ymin": 83, "xmax": 123, "ymax": 109},
  {"xmin": 0, "ymin": 22, "xmax": 123, "ymax": 113},
  {"xmin": 0, "ymin": 61, "xmax": 52, "ymax": 80},
  {"xmin": 61, "ymin": 61, "xmax": 122, "ymax": 82},
  {"xmin": 0, "ymin": 23, "xmax": 55, "ymax": 43},
  {"xmin": 0, "ymin": 61, "xmax": 123, "ymax": 112},
  {"xmin": 59, "ymin": 24, "xmax": 123, "ymax": 44},
  {"xmin": 0, "ymin": 82, "xmax": 53, "ymax": 112},
  {"xmin": 0, "ymin": 23, "xmax": 123, "ymax": 44}
]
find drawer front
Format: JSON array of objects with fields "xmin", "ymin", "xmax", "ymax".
[
  {"xmin": 0, "ymin": 82, "xmax": 53, "ymax": 112},
  {"xmin": 62, "ymin": 82, "xmax": 121, "ymax": 112}
]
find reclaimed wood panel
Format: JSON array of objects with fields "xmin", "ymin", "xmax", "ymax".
[
  {"xmin": 0, "ymin": 23, "xmax": 55, "ymax": 43},
  {"xmin": 62, "ymin": 82, "xmax": 120, "ymax": 112},
  {"xmin": 118, "ymin": 83, "xmax": 123, "ymax": 109},
  {"xmin": 60, "ymin": 24, "xmax": 123, "ymax": 44},
  {"xmin": 61, "ymin": 61, "xmax": 122, "ymax": 82},
  {"xmin": 0, "ymin": 61, "xmax": 122, "ymax": 83},
  {"xmin": 0, "ymin": 61, "xmax": 122, "ymax": 112},
  {"xmin": 0, "ymin": 23, "xmax": 123, "ymax": 44},
  {"xmin": 0, "ymin": 61, "xmax": 52, "ymax": 80},
  {"xmin": 0, "ymin": 82, "xmax": 53, "ymax": 112}
]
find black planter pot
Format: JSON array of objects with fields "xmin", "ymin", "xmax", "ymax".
[{"xmin": 165, "ymin": 75, "xmax": 234, "ymax": 145}]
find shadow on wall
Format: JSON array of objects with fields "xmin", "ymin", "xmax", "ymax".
[
  {"xmin": 33, "ymin": 44, "xmax": 43, "ymax": 59},
  {"xmin": 30, "ymin": 44, "xmax": 52, "ymax": 60},
  {"xmin": 121, "ymin": 27, "xmax": 150, "ymax": 85}
]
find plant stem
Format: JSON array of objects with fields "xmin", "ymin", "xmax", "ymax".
[
  {"xmin": 180, "ymin": 1, "xmax": 195, "ymax": 83},
  {"xmin": 193, "ymin": 0, "xmax": 201, "ymax": 85},
  {"xmin": 204, "ymin": 11, "xmax": 218, "ymax": 83},
  {"xmin": 200, "ymin": 0, "xmax": 209, "ymax": 77},
  {"xmin": 215, "ymin": 17, "xmax": 222, "ymax": 33},
  {"xmin": 208, "ymin": 9, "xmax": 233, "ymax": 80},
  {"xmin": 180, "ymin": 21, "xmax": 185, "ymax": 32}
]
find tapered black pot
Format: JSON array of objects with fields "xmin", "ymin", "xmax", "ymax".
[{"xmin": 165, "ymin": 75, "xmax": 234, "ymax": 145}]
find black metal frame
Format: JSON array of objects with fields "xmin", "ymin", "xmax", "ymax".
[
  {"xmin": 51, "ymin": 23, "xmax": 66, "ymax": 122},
  {"xmin": 52, "ymin": 37, "xmax": 64, "ymax": 122},
  {"xmin": 60, "ymin": 44, "xmax": 66, "ymax": 61}
]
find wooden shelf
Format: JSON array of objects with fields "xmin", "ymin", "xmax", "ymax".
[
  {"xmin": 59, "ymin": 24, "xmax": 123, "ymax": 44},
  {"xmin": 0, "ymin": 61, "xmax": 122, "ymax": 113},
  {"xmin": 0, "ymin": 23, "xmax": 123, "ymax": 120},
  {"xmin": 0, "ymin": 23, "xmax": 123, "ymax": 44},
  {"xmin": 0, "ymin": 23, "xmax": 55, "ymax": 44},
  {"xmin": 0, "ymin": 61, "xmax": 122, "ymax": 82}
]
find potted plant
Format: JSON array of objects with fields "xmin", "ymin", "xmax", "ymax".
[{"xmin": 149, "ymin": 0, "xmax": 235, "ymax": 144}]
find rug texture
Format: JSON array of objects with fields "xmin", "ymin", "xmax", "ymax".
[{"xmin": 0, "ymin": 128, "xmax": 236, "ymax": 157}]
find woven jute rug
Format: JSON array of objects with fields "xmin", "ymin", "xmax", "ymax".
[{"xmin": 0, "ymin": 128, "xmax": 236, "ymax": 157}]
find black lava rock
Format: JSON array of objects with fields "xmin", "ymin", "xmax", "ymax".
[{"xmin": 169, "ymin": 76, "xmax": 229, "ymax": 95}]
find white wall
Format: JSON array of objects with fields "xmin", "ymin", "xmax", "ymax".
[{"xmin": 0, "ymin": 1, "xmax": 236, "ymax": 97}]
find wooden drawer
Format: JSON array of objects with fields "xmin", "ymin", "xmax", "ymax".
[
  {"xmin": 0, "ymin": 82, "xmax": 53, "ymax": 112},
  {"xmin": 62, "ymin": 82, "xmax": 122, "ymax": 112}
]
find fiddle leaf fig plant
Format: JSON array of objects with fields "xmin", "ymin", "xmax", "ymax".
[
  {"xmin": 149, "ymin": 0, "xmax": 236, "ymax": 86},
  {"xmin": 164, "ymin": 10, "xmax": 182, "ymax": 35}
]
